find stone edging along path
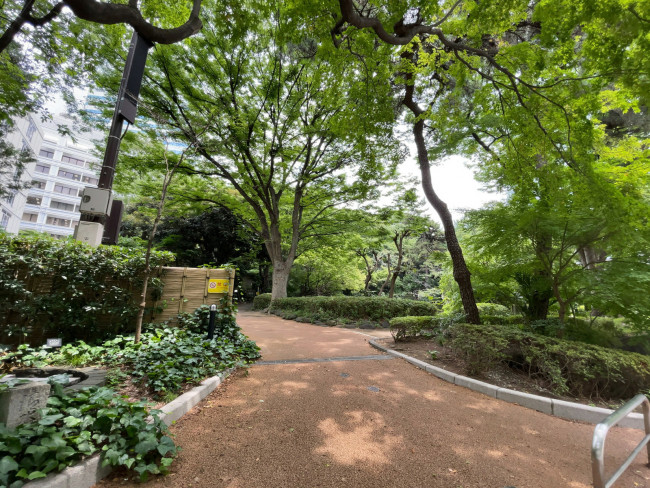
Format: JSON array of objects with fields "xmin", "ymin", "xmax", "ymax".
[
  {"xmin": 24, "ymin": 369, "xmax": 235, "ymax": 488},
  {"xmin": 369, "ymin": 339, "xmax": 645, "ymax": 430}
]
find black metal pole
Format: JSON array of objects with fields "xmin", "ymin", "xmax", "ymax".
[
  {"xmin": 207, "ymin": 304, "xmax": 217, "ymax": 339},
  {"xmin": 81, "ymin": 32, "xmax": 153, "ymax": 226}
]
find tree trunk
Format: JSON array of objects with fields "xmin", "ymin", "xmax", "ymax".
[
  {"xmin": 379, "ymin": 254, "xmax": 392, "ymax": 295},
  {"xmin": 411, "ymin": 120, "xmax": 480, "ymax": 324},
  {"xmin": 270, "ymin": 260, "xmax": 292, "ymax": 299}
]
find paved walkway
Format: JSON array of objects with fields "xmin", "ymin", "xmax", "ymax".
[{"xmin": 98, "ymin": 311, "xmax": 649, "ymax": 488}]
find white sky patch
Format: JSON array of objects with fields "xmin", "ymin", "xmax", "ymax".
[{"xmin": 400, "ymin": 152, "xmax": 506, "ymax": 224}]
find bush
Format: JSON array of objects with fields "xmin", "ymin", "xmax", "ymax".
[
  {"xmin": 476, "ymin": 303, "xmax": 511, "ymax": 316},
  {"xmin": 525, "ymin": 317, "xmax": 624, "ymax": 350},
  {"xmin": 480, "ymin": 314, "xmax": 524, "ymax": 326},
  {"xmin": 0, "ymin": 233, "xmax": 174, "ymax": 346},
  {"xmin": 390, "ymin": 316, "xmax": 439, "ymax": 341},
  {"xmin": 5, "ymin": 305, "xmax": 261, "ymax": 398},
  {"xmin": 449, "ymin": 323, "xmax": 650, "ymax": 399},
  {"xmin": 257, "ymin": 296, "xmax": 439, "ymax": 322},
  {"xmin": 253, "ymin": 293, "xmax": 271, "ymax": 310},
  {"xmin": 0, "ymin": 385, "xmax": 177, "ymax": 487}
]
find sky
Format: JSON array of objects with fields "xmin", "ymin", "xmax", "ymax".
[{"xmin": 399, "ymin": 151, "xmax": 505, "ymax": 225}]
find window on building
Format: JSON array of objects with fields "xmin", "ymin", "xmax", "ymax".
[
  {"xmin": 26, "ymin": 196, "xmax": 42, "ymax": 205},
  {"xmin": 46, "ymin": 216, "xmax": 71, "ymax": 227},
  {"xmin": 82, "ymin": 175, "xmax": 98, "ymax": 185},
  {"xmin": 26, "ymin": 119, "xmax": 37, "ymax": 141},
  {"xmin": 35, "ymin": 164, "xmax": 50, "ymax": 174},
  {"xmin": 3, "ymin": 192, "xmax": 16, "ymax": 206},
  {"xmin": 58, "ymin": 169, "xmax": 81, "ymax": 181},
  {"xmin": 39, "ymin": 148, "xmax": 54, "ymax": 159},
  {"xmin": 21, "ymin": 139, "xmax": 29, "ymax": 152},
  {"xmin": 0, "ymin": 209, "xmax": 10, "ymax": 229},
  {"xmin": 50, "ymin": 200, "xmax": 75, "ymax": 212},
  {"xmin": 61, "ymin": 154, "xmax": 85, "ymax": 167},
  {"xmin": 21, "ymin": 212, "xmax": 38, "ymax": 222},
  {"xmin": 53, "ymin": 184, "xmax": 77, "ymax": 195},
  {"xmin": 32, "ymin": 180, "xmax": 46, "ymax": 190}
]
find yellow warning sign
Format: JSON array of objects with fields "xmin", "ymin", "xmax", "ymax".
[{"xmin": 208, "ymin": 279, "xmax": 229, "ymax": 293}]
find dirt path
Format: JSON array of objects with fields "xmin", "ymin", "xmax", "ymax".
[{"xmin": 97, "ymin": 311, "xmax": 650, "ymax": 488}]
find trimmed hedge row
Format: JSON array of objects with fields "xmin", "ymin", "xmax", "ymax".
[
  {"xmin": 252, "ymin": 294, "xmax": 439, "ymax": 321},
  {"xmin": 390, "ymin": 316, "xmax": 650, "ymax": 399},
  {"xmin": 451, "ymin": 323, "xmax": 650, "ymax": 399},
  {"xmin": 253, "ymin": 293, "xmax": 272, "ymax": 309}
]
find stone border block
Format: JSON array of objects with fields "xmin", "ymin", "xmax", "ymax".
[
  {"xmin": 24, "ymin": 370, "xmax": 233, "ymax": 488},
  {"xmin": 424, "ymin": 364, "xmax": 457, "ymax": 384},
  {"xmin": 160, "ymin": 375, "xmax": 223, "ymax": 426},
  {"xmin": 24, "ymin": 472, "xmax": 68, "ymax": 488},
  {"xmin": 370, "ymin": 339, "xmax": 648, "ymax": 430},
  {"xmin": 497, "ymin": 388, "xmax": 553, "ymax": 415},
  {"xmin": 454, "ymin": 376, "xmax": 499, "ymax": 398},
  {"xmin": 552, "ymin": 399, "xmax": 611, "ymax": 424},
  {"xmin": 403, "ymin": 357, "xmax": 431, "ymax": 371},
  {"xmin": 551, "ymin": 399, "xmax": 644, "ymax": 429}
]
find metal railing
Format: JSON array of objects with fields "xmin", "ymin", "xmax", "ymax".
[{"xmin": 592, "ymin": 394, "xmax": 650, "ymax": 488}]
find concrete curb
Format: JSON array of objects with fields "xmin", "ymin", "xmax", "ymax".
[
  {"xmin": 369, "ymin": 340, "xmax": 644, "ymax": 430},
  {"xmin": 24, "ymin": 369, "xmax": 233, "ymax": 488}
]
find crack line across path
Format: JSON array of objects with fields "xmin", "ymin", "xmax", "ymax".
[{"xmin": 254, "ymin": 354, "xmax": 394, "ymax": 366}]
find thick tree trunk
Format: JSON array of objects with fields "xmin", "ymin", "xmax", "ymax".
[
  {"xmin": 270, "ymin": 260, "xmax": 292, "ymax": 299},
  {"xmin": 411, "ymin": 119, "xmax": 480, "ymax": 324}
]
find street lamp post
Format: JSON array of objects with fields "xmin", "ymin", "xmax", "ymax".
[{"xmin": 74, "ymin": 31, "xmax": 153, "ymax": 247}]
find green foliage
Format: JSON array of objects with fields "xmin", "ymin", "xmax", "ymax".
[
  {"xmin": 527, "ymin": 317, "xmax": 624, "ymax": 350},
  {"xmin": 0, "ymin": 131, "xmax": 34, "ymax": 200},
  {"xmin": 252, "ymin": 293, "xmax": 272, "ymax": 310},
  {"xmin": 449, "ymin": 323, "xmax": 650, "ymax": 399},
  {"xmin": 450, "ymin": 324, "xmax": 509, "ymax": 376},
  {"xmin": 0, "ymin": 386, "xmax": 177, "ymax": 487},
  {"xmin": 0, "ymin": 233, "xmax": 174, "ymax": 345},
  {"xmin": 480, "ymin": 315, "xmax": 524, "ymax": 327},
  {"xmin": 389, "ymin": 313, "xmax": 465, "ymax": 341},
  {"xmin": 6, "ymin": 305, "xmax": 260, "ymax": 398},
  {"xmin": 259, "ymin": 296, "xmax": 439, "ymax": 323},
  {"xmin": 476, "ymin": 303, "xmax": 511, "ymax": 316},
  {"xmin": 389, "ymin": 316, "xmax": 438, "ymax": 341}
]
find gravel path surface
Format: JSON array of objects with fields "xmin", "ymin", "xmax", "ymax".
[{"xmin": 96, "ymin": 311, "xmax": 650, "ymax": 488}]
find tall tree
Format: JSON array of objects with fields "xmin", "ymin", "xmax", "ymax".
[
  {"xmin": 107, "ymin": 2, "xmax": 400, "ymax": 299},
  {"xmin": 330, "ymin": 0, "xmax": 649, "ymax": 323}
]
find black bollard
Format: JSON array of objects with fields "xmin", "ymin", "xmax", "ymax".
[{"xmin": 207, "ymin": 304, "xmax": 217, "ymax": 339}]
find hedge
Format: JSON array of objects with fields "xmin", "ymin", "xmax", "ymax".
[
  {"xmin": 451, "ymin": 323, "xmax": 650, "ymax": 399},
  {"xmin": 0, "ymin": 233, "xmax": 175, "ymax": 346},
  {"xmin": 252, "ymin": 294, "xmax": 439, "ymax": 322},
  {"xmin": 390, "ymin": 317, "xmax": 650, "ymax": 399},
  {"xmin": 253, "ymin": 293, "xmax": 272, "ymax": 310}
]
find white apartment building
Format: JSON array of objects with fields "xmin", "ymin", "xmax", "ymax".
[{"xmin": 0, "ymin": 115, "xmax": 101, "ymax": 238}]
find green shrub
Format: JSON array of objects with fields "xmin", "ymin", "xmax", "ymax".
[
  {"xmin": 5, "ymin": 306, "xmax": 261, "ymax": 398},
  {"xmin": 0, "ymin": 385, "xmax": 177, "ymax": 487},
  {"xmin": 261, "ymin": 296, "xmax": 438, "ymax": 322},
  {"xmin": 0, "ymin": 233, "xmax": 174, "ymax": 345},
  {"xmin": 390, "ymin": 316, "xmax": 438, "ymax": 341},
  {"xmin": 449, "ymin": 323, "xmax": 650, "ymax": 399},
  {"xmin": 449, "ymin": 324, "xmax": 508, "ymax": 376},
  {"xmin": 476, "ymin": 303, "xmax": 511, "ymax": 316},
  {"xmin": 252, "ymin": 293, "xmax": 272, "ymax": 310},
  {"xmin": 480, "ymin": 314, "xmax": 524, "ymax": 326},
  {"xmin": 525, "ymin": 317, "xmax": 624, "ymax": 350}
]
